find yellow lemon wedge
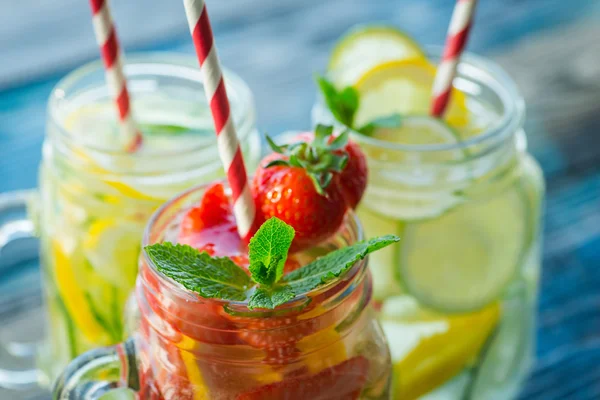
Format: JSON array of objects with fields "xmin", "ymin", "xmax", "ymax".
[
  {"xmin": 354, "ymin": 59, "xmax": 469, "ymax": 129},
  {"xmin": 52, "ymin": 240, "xmax": 111, "ymax": 344},
  {"xmin": 178, "ymin": 338, "xmax": 210, "ymax": 400},
  {"xmin": 101, "ymin": 180, "xmax": 162, "ymax": 202},
  {"xmin": 380, "ymin": 298, "xmax": 501, "ymax": 399},
  {"xmin": 297, "ymin": 327, "xmax": 348, "ymax": 375},
  {"xmin": 328, "ymin": 25, "xmax": 426, "ymax": 88}
]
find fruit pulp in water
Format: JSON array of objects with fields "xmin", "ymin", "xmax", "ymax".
[
  {"xmin": 37, "ymin": 92, "xmax": 237, "ymax": 383},
  {"xmin": 133, "ymin": 183, "xmax": 392, "ymax": 399},
  {"xmin": 358, "ymin": 97, "xmax": 543, "ymax": 399}
]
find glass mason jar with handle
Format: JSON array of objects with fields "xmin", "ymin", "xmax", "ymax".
[
  {"xmin": 0, "ymin": 53, "xmax": 261, "ymax": 388},
  {"xmin": 53, "ymin": 182, "xmax": 392, "ymax": 400},
  {"xmin": 312, "ymin": 51, "xmax": 544, "ymax": 399}
]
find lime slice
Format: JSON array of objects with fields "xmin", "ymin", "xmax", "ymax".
[
  {"xmin": 380, "ymin": 296, "xmax": 500, "ymax": 399},
  {"xmin": 82, "ymin": 219, "xmax": 143, "ymax": 289},
  {"xmin": 356, "ymin": 116, "xmax": 467, "ymax": 223},
  {"xmin": 354, "ymin": 59, "xmax": 469, "ymax": 129},
  {"xmin": 328, "ymin": 25, "xmax": 425, "ymax": 88},
  {"xmin": 370, "ymin": 115, "xmax": 461, "ymax": 146},
  {"xmin": 398, "ymin": 184, "xmax": 530, "ymax": 313},
  {"xmin": 369, "ymin": 115, "xmax": 466, "ymax": 164}
]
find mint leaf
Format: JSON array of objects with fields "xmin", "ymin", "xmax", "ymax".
[
  {"xmin": 316, "ymin": 76, "xmax": 360, "ymax": 128},
  {"xmin": 338, "ymin": 87, "xmax": 359, "ymax": 126},
  {"xmin": 358, "ymin": 114, "xmax": 403, "ymax": 136},
  {"xmin": 145, "ymin": 243, "xmax": 252, "ymax": 301},
  {"xmin": 248, "ymin": 217, "xmax": 295, "ymax": 285},
  {"xmin": 248, "ymin": 285, "xmax": 295, "ymax": 310},
  {"xmin": 282, "ymin": 235, "xmax": 400, "ymax": 294}
]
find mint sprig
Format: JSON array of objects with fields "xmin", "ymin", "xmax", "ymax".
[
  {"xmin": 316, "ymin": 75, "xmax": 403, "ymax": 135},
  {"xmin": 145, "ymin": 218, "xmax": 399, "ymax": 310},
  {"xmin": 145, "ymin": 242, "xmax": 252, "ymax": 301}
]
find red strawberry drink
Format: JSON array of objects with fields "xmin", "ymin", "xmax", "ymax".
[{"xmin": 54, "ymin": 126, "xmax": 396, "ymax": 400}]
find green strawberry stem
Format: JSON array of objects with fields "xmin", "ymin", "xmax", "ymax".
[{"xmin": 264, "ymin": 125, "xmax": 349, "ymax": 195}]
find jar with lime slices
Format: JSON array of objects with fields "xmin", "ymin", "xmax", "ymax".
[
  {"xmin": 35, "ymin": 53, "xmax": 261, "ymax": 384},
  {"xmin": 312, "ymin": 26, "xmax": 544, "ymax": 399}
]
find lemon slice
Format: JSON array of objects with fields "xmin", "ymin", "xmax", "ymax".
[
  {"xmin": 52, "ymin": 240, "xmax": 111, "ymax": 344},
  {"xmin": 83, "ymin": 219, "xmax": 143, "ymax": 289},
  {"xmin": 354, "ymin": 59, "xmax": 469, "ymax": 129},
  {"xmin": 398, "ymin": 183, "xmax": 530, "ymax": 313},
  {"xmin": 380, "ymin": 297, "xmax": 500, "ymax": 399},
  {"xmin": 328, "ymin": 25, "xmax": 425, "ymax": 88},
  {"xmin": 297, "ymin": 327, "xmax": 348, "ymax": 374}
]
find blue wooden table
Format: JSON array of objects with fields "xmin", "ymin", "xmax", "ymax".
[{"xmin": 1, "ymin": 0, "xmax": 600, "ymax": 399}]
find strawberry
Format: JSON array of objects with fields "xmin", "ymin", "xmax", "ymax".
[
  {"xmin": 252, "ymin": 125, "xmax": 367, "ymax": 252},
  {"xmin": 178, "ymin": 182, "xmax": 246, "ymax": 262},
  {"xmin": 285, "ymin": 130, "xmax": 367, "ymax": 210},
  {"xmin": 336, "ymin": 139, "xmax": 367, "ymax": 209},
  {"xmin": 237, "ymin": 316, "xmax": 319, "ymax": 351},
  {"xmin": 235, "ymin": 356, "xmax": 370, "ymax": 400}
]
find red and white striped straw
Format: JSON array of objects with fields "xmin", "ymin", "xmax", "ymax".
[
  {"xmin": 183, "ymin": 0, "xmax": 256, "ymax": 239},
  {"xmin": 430, "ymin": 0, "xmax": 478, "ymax": 118},
  {"xmin": 89, "ymin": 0, "xmax": 143, "ymax": 152}
]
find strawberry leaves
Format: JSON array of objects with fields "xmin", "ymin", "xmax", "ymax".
[
  {"xmin": 264, "ymin": 125, "xmax": 349, "ymax": 195},
  {"xmin": 145, "ymin": 218, "xmax": 399, "ymax": 310}
]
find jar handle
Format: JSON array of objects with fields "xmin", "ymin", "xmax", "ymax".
[
  {"xmin": 0, "ymin": 189, "xmax": 40, "ymax": 390},
  {"xmin": 53, "ymin": 337, "xmax": 140, "ymax": 400}
]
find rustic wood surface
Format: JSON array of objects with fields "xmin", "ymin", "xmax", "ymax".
[{"xmin": 1, "ymin": 0, "xmax": 599, "ymax": 398}]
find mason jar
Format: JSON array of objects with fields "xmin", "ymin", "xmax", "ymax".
[
  {"xmin": 52, "ymin": 181, "xmax": 392, "ymax": 400},
  {"xmin": 21, "ymin": 53, "xmax": 261, "ymax": 384},
  {"xmin": 312, "ymin": 51, "xmax": 544, "ymax": 399}
]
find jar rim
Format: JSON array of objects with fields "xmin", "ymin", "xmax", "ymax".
[
  {"xmin": 319, "ymin": 47, "xmax": 525, "ymax": 154},
  {"xmin": 141, "ymin": 180, "xmax": 366, "ymax": 314},
  {"xmin": 47, "ymin": 52, "xmax": 256, "ymax": 158}
]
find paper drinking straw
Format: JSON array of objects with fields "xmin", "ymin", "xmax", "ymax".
[
  {"xmin": 183, "ymin": 0, "xmax": 256, "ymax": 239},
  {"xmin": 430, "ymin": 0, "xmax": 478, "ymax": 117},
  {"xmin": 89, "ymin": 0, "xmax": 143, "ymax": 152}
]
